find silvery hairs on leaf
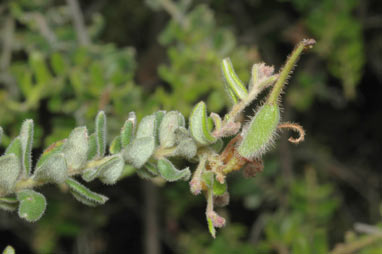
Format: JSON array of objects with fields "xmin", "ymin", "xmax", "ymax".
[
  {"xmin": 157, "ymin": 158, "xmax": 191, "ymax": 182},
  {"xmin": 66, "ymin": 178, "xmax": 108, "ymax": 206},
  {"xmin": 159, "ymin": 111, "xmax": 185, "ymax": 148},
  {"xmin": 189, "ymin": 102, "xmax": 217, "ymax": 146},
  {"xmin": 0, "ymin": 154, "xmax": 21, "ymax": 194},
  {"xmin": 33, "ymin": 153, "xmax": 68, "ymax": 184},
  {"xmin": 17, "ymin": 189, "xmax": 47, "ymax": 222},
  {"xmin": 95, "ymin": 111, "xmax": 107, "ymax": 157},
  {"xmin": 124, "ymin": 137, "xmax": 155, "ymax": 168},
  {"xmin": 19, "ymin": 120, "xmax": 34, "ymax": 176},
  {"xmin": 62, "ymin": 127, "xmax": 89, "ymax": 170}
]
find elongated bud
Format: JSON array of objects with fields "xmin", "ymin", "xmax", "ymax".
[
  {"xmin": 237, "ymin": 39, "xmax": 315, "ymax": 159},
  {"xmin": 221, "ymin": 58, "xmax": 248, "ymax": 103},
  {"xmin": 237, "ymin": 104, "xmax": 280, "ymax": 159},
  {"xmin": 267, "ymin": 38, "xmax": 315, "ymax": 105}
]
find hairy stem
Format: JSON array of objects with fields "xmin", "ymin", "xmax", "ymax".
[{"xmin": 267, "ymin": 39, "xmax": 316, "ymax": 105}]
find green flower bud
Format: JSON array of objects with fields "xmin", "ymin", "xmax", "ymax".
[{"xmin": 237, "ymin": 104, "xmax": 280, "ymax": 159}]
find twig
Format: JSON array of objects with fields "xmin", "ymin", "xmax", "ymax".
[
  {"xmin": 330, "ymin": 234, "xmax": 382, "ymax": 254},
  {"xmin": 143, "ymin": 180, "xmax": 161, "ymax": 254},
  {"xmin": 0, "ymin": 17, "xmax": 14, "ymax": 71},
  {"xmin": 66, "ymin": 0, "xmax": 90, "ymax": 46},
  {"xmin": 354, "ymin": 223, "xmax": 382, "ymax": 236}
]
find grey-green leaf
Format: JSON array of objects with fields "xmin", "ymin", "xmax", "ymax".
[
  {"xmin": 5, "ymin": 137, "xmax": 22, "ymax": 159},
  {"xmin": 174, "ymin": 138, "xmax": 197, "ymax": 160},
  {"xmin": 99, "ymin": 155, "xmax": 125, "ymax": 185},
  {"xmin": 87, "ymin": 133, "xmax": 97, "ymax": 160},
  {"xmin": 189, "ymin": 102, "xmax": 216, "ymax": 146},
  {"xmin": 36, "ymin": 140, "xmax": 65, "ymax": 168},
  {"xmin": 0, "ymin": 196, "xmax": 18, "ymax": 212},
  {"xmin": 19, "ymin": 120, "xmax": 34, "ymax": 176},
  {"xmin": 62, "ymin": 127, "xmax": 89, "ymax": 170},
  {"xmin": 159, "ymin": 111, "xmax": 185, "ymax": 148},
  {"xmin": 17, "ymin": 190, "xmax": 46, "ymax": 222},
  {"xmin": 66, "ymin": 178, "xmax": 108, "ymax": 206},
  {"xmin": 221, "ymin": 58, "xmax": 248, "ymax": 102},
  {"xmin": 124, "ymin": 137, "xmax": 155, "ymax": 168},
  {"xmin": 33, "ymin": 153, "xmax": 68, "ymax": 184},
  {"xmin": 154, "ymin": 110, "xmax": 166, "ymax": 144},
  {"xmin": 95, "ymin": 111, "xmax": 107, "ymax": 157},
  {"xmin": 109, "ymin": 136, "xmax": 122, "ymax": 154},
  {"xmin": 157, "ymin": 158, "xmax": 191, "ymax": 182},
  {"xmin": 136, "ymin": 114, "xmax": 156, "ymax": 139},
  {"xmin": 120, "ymin": 120, "xmax": 134, "ymax": 148},
  {"xmin": 0, "ymin": 154, "xmax": 21, "ymax": 193}
]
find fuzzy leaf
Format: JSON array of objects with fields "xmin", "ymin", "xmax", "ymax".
[
  {"xmin": 237, "ymin": 104, "xmax": 280, "ymax": 159},
  {"xmin": 109, "ymin": 136, "xmax": 122, "ymax": 154},
  {"xmin": 145, "ymin": 162, "xmax": 159, "ymax": 176},
  {"xmin": 36, "ymin": 140, "xmax": 65, "ymax": 168},
  {"xmin": 136, "ymin": 114, "xmax": 157, "ymax": 139},
  {"xmin": 17, "ymin": 190, "xmax": 46, "ymax": 222},
  {"xmin": 174, "ymin": 127, "xmax": 191, "ymax": 142},
  {"xmin": 95, "ymin": 111, "xmax": 107, "ymax": 157},
  {"xmin": 0, "ymin": 196, "xmax": 18, "ymax": 212},
  {"xmin": 33, "ymin": 153, "xmax": 68, "ymax": 184},
  {"xmin": 159, "ymin": 111, "xmax": 185, "ymax": 148},
  {"xmin": 155, "ymin": 110, "xmax": 166, "ymax": 144},
  {"xmin": 66, "ymin": 178, "xmax": 108, "ymax": 206},
  {"xmin": 2, "ymin": 245, "xmax": 15, "ymax": 254},
  {"xmin": 221, "ymin": 58, "xmax": 248, "ymax": 102},
  {"xmin": 121, "ymin": 120, "xmax": 134, "ymax": 148},
  {"xmin": 19, "ymin": 120, "xmax": 34, "ymax": 176},
  {"xmin": 99, "ymin": 155, "xmax": 125, "ymax": 185},
  {"xmin": 5, "ymin": 138, "xmax": 22, "ymax": 158},
  {"xmin": 0, "ymin": 154, "xmax": 21, "ymax": 193},
  {"xmin": 124, "ymin": 137, "xmax": 155, "ymax": 168},
  {"xmin": 157, "ymin": 158, "xmax": 191, "ymax": 182},
  {"xmin": 62, "ymin": 127, "xmax": 89, "ymax": 170},
  {"xmin": 81, "ymin": 167, "xmax": 99, "ymax": 182},
  {"xmin": 209, "ymin": 113, "xmax": 222, "ymax": 132},
  {"xmin": 210, "ymin": 139, "xmax": 224, "ymax": 153},
  {"xmin": 189, "ymin": 102, "xmax": 217, "ymax": 146},
  {"xmin": 87, "ymin": 133, "xmax": 97, "ymax": 160},
  {"xmin": 174, "ymin": 138, "xmax": 197, "ymax": 159}
]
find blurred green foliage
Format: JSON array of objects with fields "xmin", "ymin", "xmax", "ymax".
[
  {"xmin": 151, "ymin": 3, "xmax": 257, "ymax": 115},
  {"xmin": 286, "ymin": 0, "xmax": 364, "ymax": 110}
]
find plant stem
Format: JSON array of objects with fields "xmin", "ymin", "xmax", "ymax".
[
  {"xmin": 2, "ymin": 156, "xmax": 115, "ymax": 198},
  {"xmin": 267, "ymin": 39, "xmax": 316, "ymax": 105}
]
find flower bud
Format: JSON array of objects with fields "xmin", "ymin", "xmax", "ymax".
[{"xmin": 237, "ymin": 104, "xmax": 280, "ymax": 159}]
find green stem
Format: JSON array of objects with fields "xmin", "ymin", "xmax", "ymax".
[
  {"xmin": 4, "ymin": 156, "xmax": 115, "ymax": 197},
  {"xmin": 267, "ymin": 39, "xmax": 315, "ymax": 105}
]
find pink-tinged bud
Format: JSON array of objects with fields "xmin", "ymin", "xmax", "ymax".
[
  {"xmin": 190, "ymin": 178, "xmax": 202, "ymax": 195},
  {"xmin": 207, "ymin": 211, "xmax": 226, "ymax": 228}
]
